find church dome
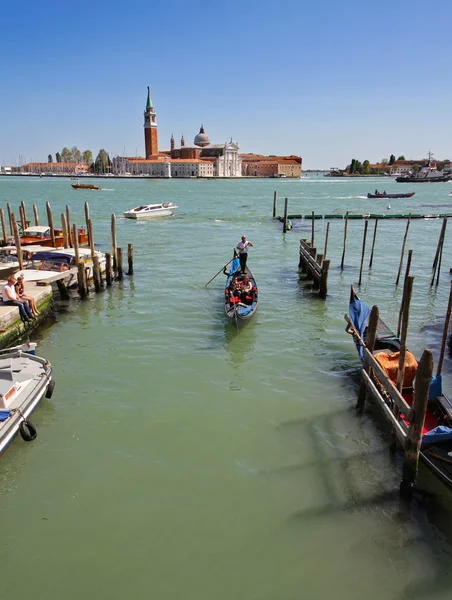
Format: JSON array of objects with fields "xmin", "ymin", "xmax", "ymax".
[{"xmin": 194, "ymin": 125, "xmax": 210, "ymax": 147}]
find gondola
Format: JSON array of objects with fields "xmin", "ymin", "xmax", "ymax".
[
  {"xmin": 346, "ymin": 286, "xmax": 452, "ymax": 490},
  {"xmin": 224, "ymin": 253, "xmax": 258, "ymax": 329},
  {"xmin": 367, "ymin": 192, "xmax": 415, "ymax": 199}
]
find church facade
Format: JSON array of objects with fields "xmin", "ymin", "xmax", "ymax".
[{"xmin": 111, "ymin": 88, "xmax": 241, "ymax": 178}]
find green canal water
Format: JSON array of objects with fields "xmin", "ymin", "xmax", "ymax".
[{"xmin": 1, "ymin": 176, "xmax": 452, "ymax": 599}]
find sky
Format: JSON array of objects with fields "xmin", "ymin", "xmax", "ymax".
[{"xmin": 1, "ymin": 0, "xmax": 451, "ymax": 169}]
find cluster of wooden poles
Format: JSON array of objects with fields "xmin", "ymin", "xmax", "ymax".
[{"xmin": 0, "ymin": 200, "xmax": 134, "ymax": 298}]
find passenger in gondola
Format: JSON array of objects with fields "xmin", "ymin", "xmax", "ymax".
[{"xmin": 241, "ymin": 277, "xmax": 253, "ymax": 304}]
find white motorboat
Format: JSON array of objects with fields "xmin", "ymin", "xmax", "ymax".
[
  {"xmin": 22, "ymin": 247, "xmax": 107, "ymax": 286},
  {"xmin": 123, "ymin": 202, "xmax": 178, "ymax": 220},
  {"xmin": 0, "ymin": 344, "xmax": 54, "ymax": 455}
]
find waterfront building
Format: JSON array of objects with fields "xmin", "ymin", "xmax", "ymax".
[
  {"xmin": 241, "ymin": 154, "xmax": 302, "ymax": 177},
  {"xmin": 21, "ymin": 162, "xmax": 89, "ymax": 175}
]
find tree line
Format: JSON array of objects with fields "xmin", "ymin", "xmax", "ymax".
[
  {"xmin": 347, "ymin": 154, "xmax": 406, "ymax": 174},
  {"xmin": 47, "ymin": 147, "xmax": 111, "ymax": 173}
]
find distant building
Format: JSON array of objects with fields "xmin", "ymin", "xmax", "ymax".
[
  {"xmin": 21, "ymin": 162, "xmax": 89, "ymax": 175},
  {"xmin": 241, "ymin": 154, "xmax": 302, "ymax": 177},
  {"xmin": 111, "ymin": 88, "xmax": 241, "ymax": 178}
]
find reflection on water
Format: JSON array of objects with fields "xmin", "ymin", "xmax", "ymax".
[{"xmin": 224, "ymin": 320, "xmax": 257, "ymax": 391}]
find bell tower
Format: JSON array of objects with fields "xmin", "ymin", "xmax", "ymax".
[{"xmin": 144, "ymin": 86, "xmax": 158, "ymax": 158}]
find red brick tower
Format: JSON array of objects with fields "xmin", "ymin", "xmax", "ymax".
[{"xmin": 144, "ymin": 87, "xmax": 158, "ymax": 158}]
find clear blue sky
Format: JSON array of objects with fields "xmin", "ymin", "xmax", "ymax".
[{"xmin": 1, "ymin": 0, "xmax": 451, "ymax": 169}]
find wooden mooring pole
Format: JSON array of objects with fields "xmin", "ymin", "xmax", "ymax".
[
  {"xmin": 358, "ymin": 220, "xmax": 368, "ymax": 286},
  {"xmin": 396, "ymin": 275, "xmax": 414, "ymax": 393},
  {"xmin": 11, "ymin": 214, "xmax": 24, "ymax": 270},
  {"xmin": 432, "ymin": 218, "xmax": 447, "ymax": 271},
  {"xmin": 93, "ymin": 256, "xmax": 102, "ymax": 292},
  {"xmin": 88, "ymin": 219, "xmax": 96, "ymax": 261},
  {"xmin": 111, "ymin": 214, "xmax": 117, "ymax": 273},
  {"xmin": 77, "ymin": 263, "xmax": 88, "ymax": 298},
  {"xmin": 33, "ymin": 204, "xmax": 39, "ymax": 226},
  {"xmin": 283, "ymin": 198, "xmax": 289, "ymax": 233},
  {"xmin": 311, "ymin": 211, "xmax": 315, "ymax": 247},
  {"xmin": 357, "ymin": 305, "xmax": 379, "ymax": 410},
  {"xmin": 437, "ymin": 281, "xmax": 452, "ymax": 377},
  {"xmin": 7, "ymin": 203, "xmax": 13, "ymax": 235},
  {"xmin": 397, "ymin": 249, "xmax": 413, "ymax": 338},
  {"xmin": 127, "ymin": 243, "xmax": 134, "ymax": 275},
  {"xmin": 117, "ymin": 248, "xmax": 124, "ymax": 280},
  {"xmin": 400, "ymin": 349, "xmax": 433, "ymax": 499},
  {"xmin": 323, "ymin": 222, "xmax": 330, "ymax": 259},
  {"xmin": 272, "ymin": 191, "xmax": 277, "ymax": 218},
  {"xmin": 395, "ymin": 216, "xmax": 411, "ymax": 286},
  {"xmin": 72, "ymin": 224, "xmax": 80, "ymax": 266},
  {"xmin": 340, "ymin": 211, "xmax": 349, "ymax": 271},
  {"xmin": 46, "ymin": 202, "xmax": 56, "ymax": 247},
  {"xmin": 66, "ymin": 205, "xmax": 73, "ymax": 247},
  {"xmin": 84, "ymin": 202, "xmax": 90, "ymax": 245},
  {"xmin": 56, "ymin": 279, "xmax": 70, "ymax": 300},
  {"xmin": 105, "ymin": 253, "xmax": 112, "ymax": 286},
  {"xmin": 0, "ymin": 209, "xmax": 7, "ymax": 243},
  {"xmin": 61, "ymin": 213, "xmax": 69, "ymax": 248},
  {"xmin": 369, "ymin": 218, "xmax": 378, "ymax": 269},
  {"xmin": 20, "ymin": 202, "xmax": 27, "ymax": 231}
]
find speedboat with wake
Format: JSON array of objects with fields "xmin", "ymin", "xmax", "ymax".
[{"xmin": 124, "ymin": 202, "xmax": 178, "ymax": 220}]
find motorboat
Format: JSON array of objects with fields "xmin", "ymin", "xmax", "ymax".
[
  {"xmin": 0, "ymin": 344, "xmax": 54, "ymax": 455},
  {"xmin": 123, "ymin": 202, "xmax": 178, "ymax": 220},
  {"xmin": 0, "ymin": 246, "xmax": 23, "ymax": 278},
  {"xmin": 18, "ymin": 225, "xmax": 88, "ymax": 248},
  {"xmin": 23, "ymin": 247, "xmax": 107, "ymax": 285},
  {"xmin": 396, "ymin": 153, "xmax": 451, "ymax": 183},
  {"xmin": 367, "ymin": 192, "xmax": 415, "ymax": 199},
  {"xmin": 71, "ymin": 183, "xmax": 101, "ymax": 190}
]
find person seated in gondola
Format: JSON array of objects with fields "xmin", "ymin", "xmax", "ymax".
[{"xmin": 241, "ymin": 277, "xmax": 253, "ymax": 305}]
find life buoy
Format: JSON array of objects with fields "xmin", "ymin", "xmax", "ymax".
[
  {"xmin": 45, "ymin": 380, "xmax": 55, "ymax": 399},
  {"xmin": 19, "ymin": 420, "xmax": 37, "ymax": 442}
]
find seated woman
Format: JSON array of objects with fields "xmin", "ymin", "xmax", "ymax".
[
  {"xmin": 241, "ymin": 277, "xmax": 253, "ymax": 304},
  {"xmin": 15, "ymin": 274, "xmax": 39, "ymax": 317}
]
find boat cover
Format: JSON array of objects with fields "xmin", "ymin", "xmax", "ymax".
[
  {"xmin": 349, "ymin": 296, "xmax": 371, "ymax": 360},
  {"xmin": 30, "ymin": 251, "xmax": 72, "ymax": 265},
  {"xmin": 421, "ymin": 425, "xmax": 452, "ymax": 447}
]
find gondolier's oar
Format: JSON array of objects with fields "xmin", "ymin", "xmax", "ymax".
[{"xmin": 204, "ymin": 253, "xmax": 237, "ymax": 287}]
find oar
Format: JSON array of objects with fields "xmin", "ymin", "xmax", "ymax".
[{"xmin": 204, "ymin": 254, "xmax": 236, "ymax": 287}]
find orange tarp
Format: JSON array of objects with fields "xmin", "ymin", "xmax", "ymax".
[{"xmin": 374, "ymin": 351, "xmax": 418, "ymax": 388}]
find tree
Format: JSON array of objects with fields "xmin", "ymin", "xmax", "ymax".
[
  {"xmin": 82, "ymin": 150, "xmax": 93, "ymax": 165},
  {"xmin": 397, "ymin": 155, "xmax": 405, "ymax": 161},
  {"xmin": 94, "ymin": 149, "xmax": 111, "ymax": 174},
  {"xmin": 362, "ymin": 159, "xmax": 371, "ymax": 174},
  {"xmin": 381, "ymin": 158, "xmax": 389, "ymax": 165},
  {"xmin": 349, "ymin": 159, "xmax": 356, "ymax": 174},
  {"xmin": 354, "ymin": 160, "xmax": 362, "ymax": 174},
  {"xmin": 48, "ymin": 154, "xmax": 53, "ymax": 163},
  {"xmin": 412, "ymin": 164, "xmax": 421, "ymax": 173},
  {"xmin": 389, "ymin": 154, "xmax": 396, "ymax": 165},
  {"xmin": 55, "ymin": 152, "xmax": 61, "ymax": 163},
  {"xmin": 71, "ymin": 146, "xmax": 82, "ymax": 163},
  {"xmin": 61, "ymin": 147, "xmax": 72, "ymax": 163}
]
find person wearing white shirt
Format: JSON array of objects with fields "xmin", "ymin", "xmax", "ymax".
[
  {"xmin": 2, "ymin": 275, "xmax": 33, "ymax": 322},
  {"xmin": 236, "ymin": 235, "xmax": 254, "ymax": 275}
]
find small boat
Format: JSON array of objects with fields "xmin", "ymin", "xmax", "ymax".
[
  {"xmin": 71, "ymin": 183, "xmax": 101, "ymax": 190},
  {"xmin": 367, "ymin": 192, "xmax": 415, "ymax": 199},
  {"xmin": 123, "ymin": 202, "xmax": 178, "ymax": 220},
  {"xmin": 346, "ymin": 287, "xmax": 452, "ymax": 489},
  {"xmin": 396, "ymin": 153, "xmax": 452, "ymax": 183},
  {"xmin": 224, "ymin": 253, "xmax": 258, "ymax": 329},
  {"xmin": 18, "ymin": 225, "xmax": 88, "ymax": 248},
  {"xmin": 0, "ymin": 344, "xmax": 54, "ymax": 456},
  {"xmin": 23, "ymin": 247, "xmax": 107, "ymax": 284}
]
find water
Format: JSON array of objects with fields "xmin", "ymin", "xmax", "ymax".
[{"xmin": 1, "ymin": 175, "xmax": 452, "ymax": 599}]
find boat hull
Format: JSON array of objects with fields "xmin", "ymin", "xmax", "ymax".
[
  {"xmin": 124, "ymin": 209, "xmax": 174, "ymax": 219},
  {"xmin": 71, "ymin": 184, "xmax": 101, "ymax": 190},
  {"xmin": 396, "ymin": 176, "xmax": 451, "ymax": 183},
  {"xmin": 367, "ymin": 193, "xmax": 415, "ymax": 199}
]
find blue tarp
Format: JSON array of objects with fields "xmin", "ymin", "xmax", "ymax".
[
  {"xmin": 421, "ymin": 425, "xmax": 452, "ymax": 447},
  {"xmin": 31, "ymin": 252, "xmax": 72, "ymax": 264},
  {"xmin": 0, "ymin": 410, "xmax": 11, "ymax": 422},
  {"xmin": 349, "ymin": 295, "xmax": 371, "ymax": 360}
]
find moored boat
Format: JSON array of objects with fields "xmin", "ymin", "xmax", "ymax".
[
  {"xmin": 0, "ymin": 345, "xmax": 54, "ymax": 456},
  {"xmin": 396, "ymin": 153, "xmax": 451, "ymax": 183},
  {"xmin": 367, "ymin": 192, "xmax": 415, "ymax": 199},
  {"xmin": 71, "ymin": 183, "xmax": 101, "ymax": 190},
  {"xmin": 224, "ymin": 253, "xmax": 258, "ymax": 329},
  {"xmin": 18, "ymin": 225, "xmax": 88, "ymax": 248},
  {"xmin": 346, "ymin": 287, "xmax": 452, "ymax": 489},
  {"xmin": 123, "ymin": 202, "xmax": 178, "ymax": 219}
]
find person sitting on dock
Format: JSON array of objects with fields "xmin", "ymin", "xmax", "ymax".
[
  {"xmin": 15, "ymin": 274, "xmax": 39, "ymax": 317},
  {"xmin": 1, "ymin": 275, "xmax": 34, "ymax": 322}
]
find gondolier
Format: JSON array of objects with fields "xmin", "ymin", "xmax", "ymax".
[{"xmin": 236, "ymin": 235, "xmax": 254, "ymax": 274}]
